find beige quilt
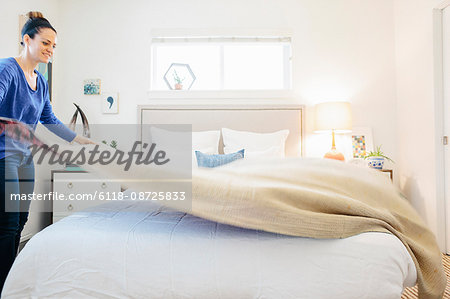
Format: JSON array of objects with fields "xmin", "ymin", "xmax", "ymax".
[{"xmin": 189, "ymin": 158, "xmax": 446, "ymax": 299}]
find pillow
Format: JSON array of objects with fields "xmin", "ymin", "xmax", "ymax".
[
  {"xmin": 244, "ymin": 146, "xmax": 284, "ymax": 159},
  {"xmin": 150, "ymin": 127, "xmax": 220, "ymax": 167},
  {"xmin": 195, "ymin": 149, "xmax": 245, "ymax": 168},
  {"xmin": 221, "ymin": 128, "xmax": 289, "ymax": 157},
  {"xmin": 192, "ymin": 130, "xmax": 221, "ymax": 155}
]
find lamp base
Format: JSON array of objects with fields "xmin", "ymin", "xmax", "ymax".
[{"xmin": 324, "ymin": 149, "xmax": 345, "ymax": 161}]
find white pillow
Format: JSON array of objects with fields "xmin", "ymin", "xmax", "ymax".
[
  {"xmin": 192, "ymin": 130, "xmax": 220, "ymax": 155},
  {"xmin": 245, "ymin": 146, "xmax": 284, "ymax": 159},
  {"xmin": 150, "ymin": 127, "xmax": 220, "ymax": 167},
  {"xmin": 221, "ymin": 128, "xmax": 289, "ymax": 158}
]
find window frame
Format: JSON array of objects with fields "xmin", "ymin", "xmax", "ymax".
[{"xmin": 149, "ymin": 36, "xmax": 293, "ymax": 98}]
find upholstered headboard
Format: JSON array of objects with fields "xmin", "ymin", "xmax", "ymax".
[{"xmin": 138, "ymin": 102, "xmax": 304, "ymax": 157}]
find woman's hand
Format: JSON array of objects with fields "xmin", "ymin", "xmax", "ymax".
[{"xmin": 72, "ymin": 134, "xmax": 96, "ymax": 145}]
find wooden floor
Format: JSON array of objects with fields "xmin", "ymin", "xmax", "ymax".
[{"xmin": 401, "ymin": 254, "xmax": 450, "ymax": 299}]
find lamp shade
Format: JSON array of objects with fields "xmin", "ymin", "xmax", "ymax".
[{"xmin": 314, "ymin": 101, "xmax": 352, "ymax": 133}]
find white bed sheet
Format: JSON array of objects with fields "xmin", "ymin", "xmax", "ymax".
[{"xmin": 3, "ymin": 197, "xmax": 416, "ymax": 299}]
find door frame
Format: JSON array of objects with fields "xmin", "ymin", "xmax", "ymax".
[{"xmin": 433, "ymin": 0, "xmax": 450, "ymax": 253}]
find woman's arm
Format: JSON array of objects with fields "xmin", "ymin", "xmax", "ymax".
[
  {"xmin": 72, "ymin": 134, "xmax": 96, "ymax": 144},
  {"xmin": 39, "ymin": 77, "xmax": 95, "ymax": 145},
  {"xmin": 39, "ymin": 94, "xmax": 77, "ymax": 142},
  {"xmin": 0, "ymin": 65, "xmax": 13, "ymax": 104}
]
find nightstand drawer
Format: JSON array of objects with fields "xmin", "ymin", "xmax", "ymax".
[
  {"xmin": 53, "ymin": 199, "xmax": 103, "ymax": 214},
  {"xmin": 52, "ymin": 171, "xmax": 121, "ymax": 222},
  {"xmin": 53, "ymin": 173, "xmax": 119, "ymax": 193}
]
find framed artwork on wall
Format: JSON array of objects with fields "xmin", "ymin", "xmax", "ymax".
[
  {"xmin": 102, "ymin": 92, "xmax": 118, "ymax": 114},
  {"xmin": 37, "ymin": 62, "xmax": 53, "ymax": 100},
  {"xmin": 351, "ymin": 127, "xmax": 374, "ymax": 159},
  {"xmin": 18, "ymin": 14, "xmax": 26, "ymax": 54},
  {"xmin": 83, "ymin": 79, "xmax": 101, "ymax": 95}
]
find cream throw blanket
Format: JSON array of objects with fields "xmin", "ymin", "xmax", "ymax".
[
  {"xmin": 33, "ymin": 141, "xmax": 446, "ymax": 299},
  {"xmin": 191, "ymin": 158, "xmax": 446, "ymax": 299}
]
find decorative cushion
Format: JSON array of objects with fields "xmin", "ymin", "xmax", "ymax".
[{"xmin": 195, "ymin": 149, "xmax": 245, "ymax": 168}]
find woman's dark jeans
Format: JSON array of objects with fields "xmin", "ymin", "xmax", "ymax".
[{"xmin": 0, "ymin": 153, "xmax": 34, "ymax": 294}]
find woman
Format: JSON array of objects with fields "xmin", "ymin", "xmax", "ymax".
[{"xmin": 0, "ymin": 11, "xmax": 94, "ymax": 292}]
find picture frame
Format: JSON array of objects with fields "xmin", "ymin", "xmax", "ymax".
[
  {"xmin": 351, "ymin": 127, "xmax": 374, "ymax": 159},
  {"xmin": 37, "ymin": 62, "xmax": 52, "ymax": 100},
  {"xmin": 102, "ymin": 92, "xmax": 119, "ymax": 114},
  {"xmin": 83, "ymin": 79, "xmax": 102, "ymax": 95},
  {"xmin": 18, "ymin": 14, "xmax": 27, "ymax": 54}
]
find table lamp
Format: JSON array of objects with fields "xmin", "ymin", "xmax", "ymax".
[{"xmin": 314, "ymin": 101, "xmax": 352, "ymax": 161}]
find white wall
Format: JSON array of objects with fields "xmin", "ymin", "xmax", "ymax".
[
  {"xmin": 0, "ymin": 0, "xmax": 60, "ymax": 239},
  {"xmin": 394, "ymin": 0, "xmax": 446, "ymax": 249},
  {"xmin": 52, "ymin": 0, "xmax": 397, "ymax": 164}
]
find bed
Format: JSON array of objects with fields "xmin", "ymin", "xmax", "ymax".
[
  {"xmin": 1, "ymin": 103, "xmax": 419, "ymax": 298},
  {"xmin": 3, "ymin": 195, "xmax": 416, "ymax": 299}
]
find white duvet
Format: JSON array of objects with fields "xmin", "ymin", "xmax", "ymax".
[{"xmin": 2, "ymin": 199, "xmax": 416, "ymax": 299}]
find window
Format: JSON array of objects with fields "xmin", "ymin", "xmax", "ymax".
[{"xmin": 150, "ymin": 37, "xmax": 292, "ymax": 91}]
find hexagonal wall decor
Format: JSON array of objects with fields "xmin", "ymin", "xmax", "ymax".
[{"xmin": 163, "ymin": 63, "xmax": 196, "ymax": 90}]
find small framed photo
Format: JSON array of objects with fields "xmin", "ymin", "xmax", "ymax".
[
  {"xmin": 351, "ymin": 127, "xmax": 374, "ymax": 159},
  {"xmin": 102, "ymin": 92, "xmax": 118, "ymax": 114},
  {"xmin": 83, "ymin": 79, "xmax": 101, "ymax": 95}
]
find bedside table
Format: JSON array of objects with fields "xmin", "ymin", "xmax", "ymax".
[{"xmin": 51, "ymin": 170, "xmax": 121, "ymax": 223}]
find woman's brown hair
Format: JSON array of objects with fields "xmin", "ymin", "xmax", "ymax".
[{"xmin": 20, "ymin": 11, "xmax": 56, "ymax": 46}]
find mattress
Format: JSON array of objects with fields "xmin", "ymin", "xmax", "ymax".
[{"xmin": 2, "ymin": 197, "xmax": 417, "ymax": 299}]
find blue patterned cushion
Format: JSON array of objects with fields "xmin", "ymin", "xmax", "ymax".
[{"xmin": 195, "ymin": 149, "xmax": 245, "ymax": 168}]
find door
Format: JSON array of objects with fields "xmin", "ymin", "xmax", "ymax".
[{"xmin": 444, "ymin": 6, "xmax": 450, "ymax": 253}]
